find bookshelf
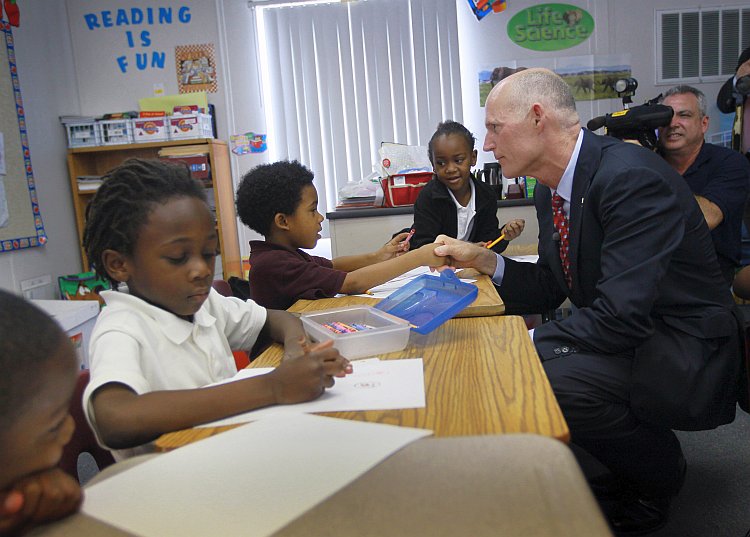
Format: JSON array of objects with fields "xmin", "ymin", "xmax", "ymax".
[{"xmin": 66, "ymin": 138, "xmax": 241, "ymax": 280}]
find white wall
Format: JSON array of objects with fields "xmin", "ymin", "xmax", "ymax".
[
  {"xmin": 1, "ymin": 0, "xmax": 740, "ymax": 293},
  {"xmin": 0, "ymin": 0, "xmax": 268, "ymax": 295},
  {"xmin": 457, "ymin": 0, "xmax": 613, "ymax": 168},
  {"xmin": 64, "ymin": 0, "xmax": 267, "ymax": 247},
  {"xmin": 608, "ymin": 0, "xmax": 734, "ymax": 132},
  {"xmin": 218, "ymin": 0, "xmax": 267, "ymax": 246},
  {"xmin": 0, "ymin": 2, "xmax": 82, "ymax": 297},
  {"xmin": 457, "ymin": 0, "xmax": 737, "ymax": 168}
]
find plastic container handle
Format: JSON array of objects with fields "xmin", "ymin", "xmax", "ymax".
[{"xmin": 439, "ymin": 269, "xmax": 458, "ymax": 283}]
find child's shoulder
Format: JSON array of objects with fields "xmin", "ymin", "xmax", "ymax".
[
  {"xmin": 94, "ymin": 291, "xmax": 169, "ymax": 332},
  {"xmin": 415, "ymin": 177, "xmax": 448, "ymax": 203},
  {"xmin": 250, "ymin": 240, "xmax": 313, "ymax": 258},
  {"xmin": 249, "ymin": 240, "xmax": 328, "ymax": 273}
]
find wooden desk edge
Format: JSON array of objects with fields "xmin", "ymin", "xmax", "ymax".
[
  {"xmin": 290, "ymin": 273, "xmax": 504, "ymax": 317},
  {"xmin": 156, "ymin": 422, "xmax": 569, "ymax": 452}
]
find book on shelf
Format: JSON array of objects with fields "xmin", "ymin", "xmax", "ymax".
[
  {"xmin": 335, "ymin": 196, "xmax": 376, "ymax": 209},
  {"xmin": 157, "ymin": 144, "xmax": 210, "ymax": 157},
  {"xmin": 77, "ymin": 175, "xmax": 103, "ymax": 192},
  {"xmin": 159, "ymin": 152, "xmax": 211, "ymax": 185}
]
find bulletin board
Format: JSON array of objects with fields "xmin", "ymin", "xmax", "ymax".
[{"xmin": 0, "ymin": 20, "xmax": 46, "ymax": 252}]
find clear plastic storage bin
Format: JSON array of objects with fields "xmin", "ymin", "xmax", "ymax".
[
  {"xmin": 97, "ymin": 118, "xmax": 134, "ymax": 145},
  {"xmin": 300, "ymin": 305, "xmax": 410, "ymax": 360},
  {"xmin": 376, "ymin": 269, "xmax": 478, "ymax": 334},
  {"xmin": 64, "ymin": 122, "xmax": 100, "ymax": 148},
  {"xmin": 168, "ymin": 113, "xmax": 213, "ymax": 140}
]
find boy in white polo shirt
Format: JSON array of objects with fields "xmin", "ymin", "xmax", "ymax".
[{"xmin": 82, "ymin": 159, "xmax": 351, "ymax": 459}]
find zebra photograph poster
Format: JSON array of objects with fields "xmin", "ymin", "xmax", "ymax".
[{"xmin": 478, "ymin": 54, "xmax": 632, "ymax": 106}]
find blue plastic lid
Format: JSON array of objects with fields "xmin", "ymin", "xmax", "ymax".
[{"xmin": 374, "ymin": 269, "xmax": 478, "ymax": 334}]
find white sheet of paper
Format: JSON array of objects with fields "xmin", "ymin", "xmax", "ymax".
[
  {"xmin": 350, "ymin": 266, "xmax": 476, "ymax": 299},
  {"xmin": 83, "ymin": 414, "xmax": 432, "ymax": 537},
  {"xmin": 507, "ymin": 254, "xmax": 539, "ymax": 264},
  {"xmin": 199, "ymin": 358, "xmax": 425, "ymax": 428}
]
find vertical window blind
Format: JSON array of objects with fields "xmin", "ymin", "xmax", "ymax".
[
  {"xmin": 255, "ymin": 0, "xmax": 461, "ymax": 215},
  {"xmin": 657, "ymin": 5, "xmax": 750, "ymax": 83}
]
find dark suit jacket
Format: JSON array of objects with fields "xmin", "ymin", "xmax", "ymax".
[{"xmin": 499, "ymin": 130, "xmax": 741, "ymax": 430}]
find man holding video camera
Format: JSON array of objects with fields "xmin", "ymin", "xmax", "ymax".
[
  {"xmin": 658, "ymin": 85, "xmax": 750, "ymax": 286},
  {"xmin": 717, "ymin": 46, "xmax": 750, "ymax": 160}
]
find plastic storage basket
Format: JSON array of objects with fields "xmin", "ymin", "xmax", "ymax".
[
  {"xmin": 380, "ymin": 172, "xmax": 431, "ymax": 207},
  {"xmin": 168, "ymin": 113, "xmax": 213, "ymax": 140},
  {"xmin": 64, "ymin": 122, "xmax": 100, "ymax": 148},
  {"xmin": 300, "ymin": 305, "xmax": 410, "ymax": 359},
  {"xmin": 376, "ymin": 269, "xmax": 478, "ymax": 334},
  {"xmin": 133, "ymin": 117, "xmax": 169, "ymax": 143},
  {"xmin": 97, "ymin": 118, "xmax": 134, "ymax": 145}
]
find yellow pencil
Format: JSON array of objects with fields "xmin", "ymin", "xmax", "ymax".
[{"xmin": 485, "ymin": 233, "xmax": 506, "ymax": 249}]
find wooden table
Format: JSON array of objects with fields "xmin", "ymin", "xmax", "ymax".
[
  {"xmin": 291, "ymin": 271, "xmax": 505, "ymax": 317},
  {"xmin": 156, "ymin": 314, "xmax": 569, "ymax": 450}
]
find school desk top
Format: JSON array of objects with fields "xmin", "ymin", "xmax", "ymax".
[
  {"xmin": 291, "ymin": 270, "xmax": 505, "ymax": 317},
  {"xmin": 155, "ymin": 313, "xmax": 569, "ymax": 451},
  {"xmin": 30, "ymin": 436, "xmax": 609, "ymax": 537},
  {"xmin": 326, "ymin": 197, "xmax": 535, "ymax": 219}
]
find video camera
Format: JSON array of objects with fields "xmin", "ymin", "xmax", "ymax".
[{"xmin": 586, "ymin": 77, "xmax": 674, "ymax": 150}]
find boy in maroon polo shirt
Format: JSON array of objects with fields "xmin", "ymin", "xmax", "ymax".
[{"xmin": 236, "ymin": 160, "xmax": 445, "ymax": 310}]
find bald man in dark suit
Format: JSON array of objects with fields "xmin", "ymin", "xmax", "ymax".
[{"xmin": 434, "ymin": 68, "xmax": 743, "ymax": 535}]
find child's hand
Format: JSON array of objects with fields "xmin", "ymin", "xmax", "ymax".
[
  {"xmin": 267, "ymin": 340, "xmax": 352, "ymax": 404},
  {"xmin": 0, "ymin": 468, "xmax": 82, "ymax": 535},
  {"xmin": 282, "ymin": 334, "xmax": 309, "ymax": 362},
  {"xmin": 376, "ymin": 232, "xmax": 410, "ymax": 261},
  {"xmin": 501, "ymin": 219, "xmax": 525, "ymax": 241},
  {"xmin": 416, "ymin": 243, "xmax": 449, "ymax": 269}
]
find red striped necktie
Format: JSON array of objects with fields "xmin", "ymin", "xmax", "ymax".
[{"xmin": 551, "ymin": 192, "xmax": 572, "ymax": 287}]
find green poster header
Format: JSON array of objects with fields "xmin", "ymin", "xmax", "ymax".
[{"xmin": 508, "ymin": 4, "xmax": 594, "ymax": 51}]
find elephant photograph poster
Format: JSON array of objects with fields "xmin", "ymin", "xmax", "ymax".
[{"xmin": 478, "ymin": 54, "xmax": 632, "ymax": 106}]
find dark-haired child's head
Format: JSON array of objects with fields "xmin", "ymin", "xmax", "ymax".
[
  {"xmin": 427, "ymin": 121, "xmax": 476, "ymax": 164},
  {"xmin": 427, "ymin": 121, "xmax": 478, "ymax": 198},
  {"xmin": 83, "ymin": 158, "xmax": 217, "ymax": 318},
  {"xmin": 236, "ymin": 160, "xmax": 323, "ymax": 249},
  {"xmin": 0, "ymin": 291, "xmax": 77, "ymax": 491}
]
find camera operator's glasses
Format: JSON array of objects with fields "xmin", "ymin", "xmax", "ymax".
[{"xmin": 614, "ymin": 78, "xmax": 638, "ymax": 95}]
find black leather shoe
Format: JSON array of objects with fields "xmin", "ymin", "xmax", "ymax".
[
  {"xmin": 591, "ymin": 454, "xmax": 686, "ymax": 535},
  {"xmin": 607, "ymin": 496, "xmax": 671, "ymax": 536}
]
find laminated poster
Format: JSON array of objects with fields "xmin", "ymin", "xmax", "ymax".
[
  {"xmin": 467, "ymin": 0, "xmax": 507, "ymax": 20},
  {"xmin": 231, "ymin": 132, "xmax": 266, "ymax": 155},
  {"xmin": 175, "ymin": 43, "xmax": 218, "ymax": 94}
]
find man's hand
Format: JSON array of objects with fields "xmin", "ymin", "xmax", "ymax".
[{"xmin": 432, "ymin": 235, "xmax": 498, "ymax": 276}]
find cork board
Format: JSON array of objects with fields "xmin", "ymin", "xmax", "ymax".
[{"xmin": 0, "ymin": 21, "xmax": 46, "ymax": 252}]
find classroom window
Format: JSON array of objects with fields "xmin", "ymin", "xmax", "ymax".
[
  {"xmin": 656, "ymin": 5, "xmax": 750, "ymax": 84},
  {"xmin": 254, "ymin": 0, "xmax": 461, "ymax": 216}
]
